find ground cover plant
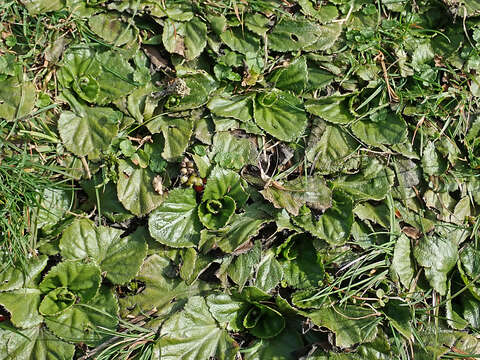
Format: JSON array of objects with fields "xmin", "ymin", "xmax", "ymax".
[{"xmin": 3, "ymin": 0, "xmax": 480, "ymax": 358}]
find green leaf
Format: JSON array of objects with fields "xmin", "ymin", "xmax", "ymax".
[
  {"xmin": 0, "ymin": 76, "xmax": 36, "ymax": 121},
  {"xmin": 260, "ymin": 175, "xmax": 332, "ymax": 216},
  {"xmin": 460, "ymin": 242, "xmax": 480, "ymax": 283},
  {"xmin": 354, "ymin": 202, "xmax": 391, "ymax": 229},
  {"xmin": 94, "ymin": 50, "xmax": 140, "ymax": 104},
  {"xmin": 88, "ymin": 12, "xmax": 136, "ymax": 46},
  {"xmin": 0, "ymin": 325, "xmax": 75, "ymax": 360},
  {"xmin": 422, "ymin": 141, "xmax": 448, "ymax": 176},
  {"xmin": 220, "ymin": 27, "xmax": 260, "ymax": 55},
  {"xmin": 458, "ymin": 242, "xmax": 480, "ymax": 299},
  {"xmin": 102, "ymin": 227, "xmax": 148, "ymax": 283},
  {"xmin": 207, "ymin": 94, "xmax": 254, "ymax": 123},
  {"xmin": 253, "ymin": 90, "xmax": 307, "ymax": 142},
  {"xmin": 120, "ymin": 254, "xmax": 211, "ymax": 316},
  {"xmin": 270, "ymin": 57, "xmax": 308, "ymax": 93},
  {"xmin": 203, "ymin": 166, "xmax": 249, "ymax": 208},
  {"xmin": 148, "ymin": 187, "xmax": 201, "ymax": 247},
  {"xmin": 227, "ymin": 241, "xmax": 262, "ymax": 289},
  {"xmin": 0, "ymin": 289, "xmax": 43, "ymax": 328},
  {"xmin": 179, "ymin": 248, "xmax": 213, "ymax": 285},
  {"xmin": 58, "ymin": 47, "xmax": 139, "ymax": 105},
  {"xmin": 146, "ymin": 116, "xmax": 194, "ymax": 161},
  {"xmin": 304, "ymin": 23, "xmax": 343, "ymax": 51},
  {"xmin": 255, "ymin": 250, "xmax": 283, "ymax": 293},
  {"xmin": 71, "ymin": 74, "xmax": 99, "ymax": 103},
  {"xmin": 305, "ymin": 95, "xmax": 354, "ymax": 124},
  {"xmin": 210, "ymin": 131, "xmax": 258, "ymax": 170},
  {"xmin": 306, "ymin": 66, "xmax": 334, "ymax": 92},
  {"xmin": 413, "ymin": 236, "xmax": 458, "ymax": 295},
  {"xmin": 163, "ymin": 18, "xmax": 207, "ymax": 60},
  {"xmin": 306, "ymin": 120, "xmax": 359, "ymax": 174},
  {"xmin": 299, "ymin": 0, "xmax": 338, "ymax": 22},
  {"xmin": 412, "ymin": 329, "xmax": 480, "ymax": 359},
  {"xmin": 280, "ymin": 234, "xmax": 325, "ymax": 289},
  {"xmin": 268, "ymin": 19, "xmax": 318, "ymax": 52},
  {"xmin": 244, "ymin": 303, "xmax": 285, "ymax": 339},
  {"xmin": 117, "ymin": 159, "xmax": 165, "ymax": 216},
  {"xmin": 58, "ymin": 98, "xmax": 120, "ymax": 159},
  {"xmin": 158, "ymin": 296, "xmax": 239, "ymax": 360},
  {"xmin": 60, "ymin": 219, "xmax": 147, "ymax": 284},
  {"xmin": 57, "ymin": 47, "xmax": 101, "ymax": 102},
  {"xmin": 446, "ymin": 279, "xmax": 468, "ymax": 329},
  {"xmin": 237, "ymin": 286, "xmax": 271, "ymax": 303},
  {"xmin": 208, "ymin": 14, "xmax": 227, "ymax": 35},
  {"xmin": 461, "ymin": 293, "xmax": 480, "ymax": 328},
  {"xmin": 245, "ymin": 13, "xmax": 270, "ymax": 35},
  {"xmin": 81, "ymin": 178, "xmax": 133, "ymax": 223},
  {"xmin": 21, "ymin": 0, "xmax": 65, "ymax": 15},
  {"xmin": 332, "ymin": 158, "xmax": 394, "ymax": 201},
  {"xmin": 39, "ymin": 261, "xmax": 101, "ymax": 302},
  {"xmin": 215, "ymin": 204, "xmax": 275, "ymax": 253},
  {"xmin": 244, "ymin": 327, "xmax": 303, "ymax": 360},
  {"xmin": 36, "ymin": 188, "xmax": 72, "ymax": 230},
  {"xmin": 198, "ymin": 196, "xmax": 236, "ymax": 230},
  {"xmin": 213, "ymin": 115, "xmax": 264, "ymax": 135},
  {"xmin": 45, "ymin": 285, "xmax": 118, "ymax": 346},
  {"xmin": 0, "ymin": 255, "xmax": 48, "ymax": 292},
  {"xmin": 151, "ymin": 0, "xmax": 193, "ymax": 20},
  {"xmin": 294, "ymin": 190, "xmax": 353, "ymax": 245},
  {"xmin": 355, "ymin": 331, "xmax": 393, "ymax": 360},
  {"xmin": 383, "ymin": 300, "xmax": 412, "ymax": 340},
  {"xmin": 206, "ymin": 293, "xmax": 247, "ymax": 327},
  {"xmin": 351, "ymin": 110, "xmax": 408, "ymax": 146},
  {"xmin": 164, "ymin": 73, "xmax": 215, "ymax": 111},
  {"xmin": 391, "ymin": 234, "xmax": 414, "ymax": 289},
  {"xmin": 39, "ymin": 287, "xmax": 75, "ymax": 316},
  {"xmin": 305, "ymin": 304, "xmax": 379, "ymax": 347}
]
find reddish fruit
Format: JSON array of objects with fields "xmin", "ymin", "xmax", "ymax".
[{"xmin": 194, "ymin": 185, "xmax": 204, "ymax": 192}]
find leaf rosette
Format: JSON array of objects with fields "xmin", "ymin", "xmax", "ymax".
[
  {"xmin": 198, "ymin": 166, "xmax": 248, "ymax": 230},
  {"xmin": 231, "ymin": 287, "xmax": 286, "ymax": 339},
  {"xmin": 198, "ymin": 196, "xmax": 236, "ymax": 230},
  {"xmin": 38, "ymin": 261, "xmax": 101, "ymax": 316}
]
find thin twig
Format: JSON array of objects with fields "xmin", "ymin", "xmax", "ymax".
[
  {"xmin": 80, "ymin": 156, "xmax": 91, "ymax": 179},
  {"xmin": 375, "ymin": 51, "xmax": 399, "ymax": 102}
]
